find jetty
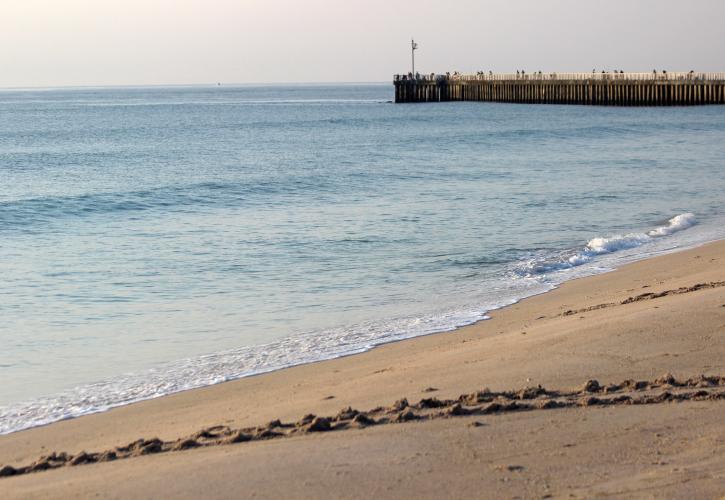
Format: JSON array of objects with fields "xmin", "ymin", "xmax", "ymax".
[{"xmin": 393, "ymin": 72, "xmax": 725, "ymax": 106}]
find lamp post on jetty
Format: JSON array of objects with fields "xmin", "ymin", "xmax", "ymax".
[{"xmin": 411, "ymin": 39, "xmax": 418, "ymax": 75}]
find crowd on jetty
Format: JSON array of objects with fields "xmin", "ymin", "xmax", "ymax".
[{"xmin": 395, "ymin": 70, "xmax": 720, "ymax": 82}]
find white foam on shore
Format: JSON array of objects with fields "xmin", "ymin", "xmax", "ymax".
[
  {"xmin": 0, "ymin": 212, "xmax": 718, "ymax": 436},
  {"xmin": 0, "ymin": 304, "xmax": 514, "ymax": 435},
  {"xmin": 521, "ymin": 213, "xmax": 697, "ymax": 275}
]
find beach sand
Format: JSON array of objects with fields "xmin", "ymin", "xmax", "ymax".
[{"xmin": 2, "ymin": 240, "xmax": 725, "ymax": 499}]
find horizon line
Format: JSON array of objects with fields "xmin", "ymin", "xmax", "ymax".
[{"xmin": 0, "ymin": 81, "xmax": 392, "ymax": 92}]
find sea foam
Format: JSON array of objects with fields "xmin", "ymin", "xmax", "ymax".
[{"xmin": 521, "ymin": 213, "xmax": 697, "ymax": 275}]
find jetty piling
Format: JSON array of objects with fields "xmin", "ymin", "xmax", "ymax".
[{"xmin": 394, "ymin": 72, "xmax": 725, "ymax": 106}]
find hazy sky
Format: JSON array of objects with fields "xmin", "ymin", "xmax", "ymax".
[{"xmin": 3, "ymin": 0, "xmax": 724, "ymax": 87}]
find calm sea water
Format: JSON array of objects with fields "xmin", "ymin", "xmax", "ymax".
[{"xmin": 1, "ymin": 84, "xmax": 724, "ymax": 433}]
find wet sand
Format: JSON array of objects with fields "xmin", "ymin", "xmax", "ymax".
[{"xmin": 2, "ymin": 240, "xmax": 725, "ymax": 498}]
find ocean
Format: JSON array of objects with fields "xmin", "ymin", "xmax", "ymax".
[{"xmin": 1, "ymin": 83, "xmax": 724, "ymax": 434}]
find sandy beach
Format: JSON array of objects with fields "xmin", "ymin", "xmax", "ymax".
[{"xmin": 2, "ymin": 240, "xmax": 724, "ymax": 499}]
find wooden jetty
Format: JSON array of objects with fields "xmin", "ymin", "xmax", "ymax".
[{"xmin": 394, "ymin": 72, "xmax": 725, "ymax": 106}]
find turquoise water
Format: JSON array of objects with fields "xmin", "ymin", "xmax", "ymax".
[{"xmin": 1, "ymin": 84, "xmax": 724, "ymax": 433}]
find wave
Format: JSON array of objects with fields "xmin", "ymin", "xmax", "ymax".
[
  {"xmin": 0, "ymin": 178, "xmax": 341, "ymax": 231},
  {"xmin": 518, "ymin": 213, "xmax": 697, "ymax": 275},
  {"xmin": 646, "ymin": 212, "xmax": 696, "ymax": 236}
]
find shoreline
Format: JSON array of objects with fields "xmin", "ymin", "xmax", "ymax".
[
  {"xmin": 2, "ymin": 227, "xmax": 718, "ymax": 437},
  {"xmin": 2, "ymin": 238, "xmax": 725, "ymax": 497}
]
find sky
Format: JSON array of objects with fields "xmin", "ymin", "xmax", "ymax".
[{"xmin": 2, "ymin": 0, "xmax": 724, "ymax": 87}]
